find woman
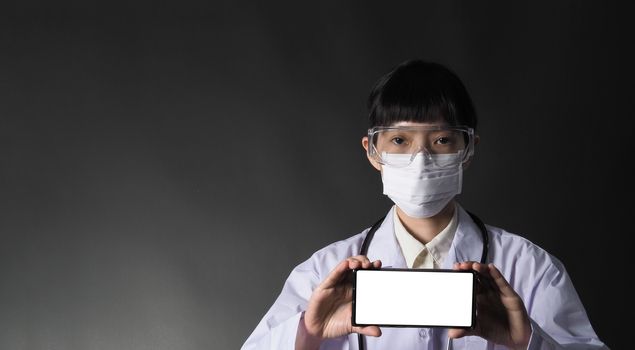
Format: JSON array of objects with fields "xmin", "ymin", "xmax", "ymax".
[{"xmin": 242, "ymin": 59, "xmax": 608, "ymax": 350}]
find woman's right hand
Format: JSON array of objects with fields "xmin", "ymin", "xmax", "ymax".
[{"xmin": 296, "ymin": 256, "xmax": 382, "ymax": 349}]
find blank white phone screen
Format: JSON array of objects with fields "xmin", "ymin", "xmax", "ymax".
[{"xmin": 354, "ymin": 270, "xmax": 474, "ymax": 327}]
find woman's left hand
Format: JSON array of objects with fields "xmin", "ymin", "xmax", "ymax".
[{"xmin": 448, "ymin": 262, "xmax": 532, "ymax": 350}]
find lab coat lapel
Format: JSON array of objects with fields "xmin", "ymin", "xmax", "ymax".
[
  {"xmin": 442, "ymin": 204, "xmax": 487, "ymax": 269},
  {"xmin": 365, "ymin": 206, "xmax": 408, "ymax": 269}
]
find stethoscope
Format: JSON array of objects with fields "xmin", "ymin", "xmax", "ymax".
[{"xmin": 356, "ymin": 210, "xmax": 489, "ymax": 350}]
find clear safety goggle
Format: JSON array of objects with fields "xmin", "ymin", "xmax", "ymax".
[{"xmin": 367, "ymin": 125, "xmax": 475, "ymax": 168}]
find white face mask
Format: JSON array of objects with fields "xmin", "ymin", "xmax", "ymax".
[{"xmin": 381, "ymin": 153, "xmax": 463, "ymax": 219}]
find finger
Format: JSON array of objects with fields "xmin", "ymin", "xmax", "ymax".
[
  {"xmin": 487, "ymin": 263, "xmax": 531, "ymax": 334},
  {"xmin": 487, "ymin": 263, "xmax": 518, "ymax": 298},
  {"xmin": 474, "ymin": 269, "xmax": 499, "ymax": 295},
  {"xmin": 348, "ymin": 255, "xmax": 373, "ymax": 268},
  {"xmin": 454, "ymin": 261, "xmax": 493, "ymax": 295},
  {"xmin": 347, "ymin": 259, "xmax": 365, "ymax": 270},
  {"xmin": 454, "ymin": 261, "xmax": 487, "ymax": 275},
  {"xmin": 453, "ymin": 261, "xmax": 472, "ymax": 270},
  {"xmin": 348, "ymin": 255, "xmax": 372, "ymax": 263},
  {"xmin": 371, "ymin": 260, "xmax": 382, "ymax": 269},
  {"xmin": 469, "ymin": 262, "xmax": 489, "ymax": 274},
  {"xmin": 352, "ymin": 325, "xmax": 382, "ymax": 337},
  {"xmin": 320, "ymin": 260, "xmax": 352, "ymax": 289},
  {"xmin": 453, "ymin": 261, "xmax": 473, "ymax": 271},
  {"xmin": 447, "ymin": 328, "xmax": 472, "ymax": 339},
  {"xmin": 455, "ymin": 261, "xmax": 481, "ymax": 268}
]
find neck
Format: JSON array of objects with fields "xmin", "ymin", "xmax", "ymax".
[{"xmin": 396, "ymin": 202, "xmax": 456, "ymax": 244}]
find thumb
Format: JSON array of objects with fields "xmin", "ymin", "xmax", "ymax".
[
  {"xmin": 352, "ymin": 325, "xmax": 382, "ymax": 337},
  {"xmin": 447, "ymin": 328, "xmax": 470, "ymax": 339}
]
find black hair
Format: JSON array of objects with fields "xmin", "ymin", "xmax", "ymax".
[{"xmin": 367, "ymin": 59, "xmax": 477, "ymax": 130}]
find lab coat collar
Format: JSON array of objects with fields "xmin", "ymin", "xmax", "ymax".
[
  {"xmin": 365, "ymin": 204, "xmax": 486, "ymax": 269},
  {"xmin": 365, "ymin": 206, "xmax": 408, "ymax": 268},
  {"xmin": 443, "ymin": 205, "xmax": 487, "ymax": 268}
]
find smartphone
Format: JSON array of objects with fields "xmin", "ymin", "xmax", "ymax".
[{"xmin": 352, "ymin": 268, "xmax": 475, "ymax": 328}]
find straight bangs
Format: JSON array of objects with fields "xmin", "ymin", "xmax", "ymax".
[
  {"xmin": 367, "ymin": 60, "xmax": 477, "ymax": 130},
  {"xmin": 369, "ymin": 92, "xmax": 460, "ymax": 128}
]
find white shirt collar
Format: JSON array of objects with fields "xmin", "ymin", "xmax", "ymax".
[{"xmin": 393, "ymin": 204, "xmax": 458, "ymax": 268}]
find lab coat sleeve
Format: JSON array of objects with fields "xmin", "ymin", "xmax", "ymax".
[
  {"xmin": 240, "ymin": 255, "xmax": 324, "ymax": 350},
  {"xmin": 521, "ymin": 256, "xmax": 609, "ymax": 350},
  {"xmin": 524, "ymin": 319, "xmax": 608, "ymax": 350}
]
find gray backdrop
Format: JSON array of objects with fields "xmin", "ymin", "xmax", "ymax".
[{"xmin": 1, "ymin": 2, "xmax": 631, "ymax": 349}]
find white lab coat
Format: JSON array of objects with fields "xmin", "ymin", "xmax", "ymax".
[{"xmin": 242, "ymin": 205, "xmax": 608, "ymax": 349}]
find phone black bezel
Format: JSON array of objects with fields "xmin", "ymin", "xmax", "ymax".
[{"xmin": 351, "ymin": 268, "xmax": 476, "ymax": 329}]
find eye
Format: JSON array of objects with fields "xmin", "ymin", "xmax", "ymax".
[
  {"xmin": 391, "ymin": 137, "xmax": 406, "ymax": 145},
  {"xmin": 435, "ymin": 137, "xmax": 451, "ymax": 145}
]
